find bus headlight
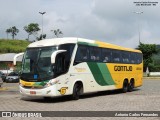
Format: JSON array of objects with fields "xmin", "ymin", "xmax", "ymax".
[
  {"xmin": 19, "ymin": 82, "xmax": 24, "ymax": 87},
  {"xmin": 44, "ymin": 79, "xmax": 59, "ymax": 88}
]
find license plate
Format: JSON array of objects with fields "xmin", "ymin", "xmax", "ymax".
[{"xmin": 30, "ymin": 91, "xmax": 36, "ymax": 95}]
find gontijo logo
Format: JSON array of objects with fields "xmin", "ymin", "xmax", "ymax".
[
  {"xmin": 114, "ymin": 66, "xmax": 132, "ymax": 71},
  {"xmin": 58, "ymin": 87, "xmax": 68, "ymax": 95}
]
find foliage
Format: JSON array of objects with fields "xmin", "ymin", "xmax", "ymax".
[
  {"xmin": 51, "ymin": 29, "xmax": 63, "ymax": 38},
  {"xmin": 6, "ymin": 26, "xmax": 19, "ymax": 39},
  {"xmin": 137, "ymin": 43, "xmax": 158, "ymax": 71},
  {"xmin": 150, "ymin": 47, "xmax": 160, "ymax": 72},
  {"xmin": 0, "ymin": 39, "xmax": 30, "ymax": 53},
  {"xmin": 0, "ymin": 62, "xmax": 9, "ymax": 70},
  {"xmin": 148, "ymin": 63, "xmax": 160, "ymax": 72},
  {"xmin": 6, "ymin": 29, "xmax": 10, "ymax": 39},
  {"xmin": 36, "ymin": 34, "xmax": 46, "ymax": 40},
  {"xmin": 24, "ymin": 23, "xmax": 40, "ymax": 41}
]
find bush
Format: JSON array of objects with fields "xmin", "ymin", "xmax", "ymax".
[{"xmin": 0, "ymin": 39, "xmax": 30, "ymax": 53}]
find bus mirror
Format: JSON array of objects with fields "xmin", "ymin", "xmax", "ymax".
[
  {"xmin": 13, "ymin": 52, "xmax": 24, "ymax": 66},
  {"xmin": 51, "ymin": 50, "xmax": 66, "ymax": 64}
]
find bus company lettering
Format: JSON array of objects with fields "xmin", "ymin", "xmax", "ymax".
[
  {"xmin": 114, "ymin": 66, "xmax": 132, "ymax": 71},
  {"xmin": 75, "ymin": 67, "xmax": 86, "ymax": 72}
]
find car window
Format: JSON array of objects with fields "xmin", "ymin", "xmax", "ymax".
[{"xmin": 8, "ymin": 72, "xmax": 18, "ymax": 76}]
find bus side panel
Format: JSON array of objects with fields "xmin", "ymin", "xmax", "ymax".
[
  {"xmin": 68, "ymin": 62, "xmax": 143, "ymax": 94},
  {"xmin": 107, "ymin": 63, "xmax": 143, "ymax": 89},
  {"xmin": 70, "ymin": 62, "xmax": 116, "ymax": 93}
]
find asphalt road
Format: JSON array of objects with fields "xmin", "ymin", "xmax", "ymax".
[{"xmin": 0, "ymin": 79, "xmax": 160, "ymax": 120}]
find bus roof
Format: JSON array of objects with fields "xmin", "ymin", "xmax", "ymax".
[{"xmin": 28, "ymin": 37, "xmax": 141, "ymax": 53}]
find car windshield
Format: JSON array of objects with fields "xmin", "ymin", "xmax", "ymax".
[
  {"xmin": 21, "ymin": 46, "xmax": 57, "ymax": 81},
  {"xmin": 8, "ymin": 72, "xmax": 18, "ymax": 76}
]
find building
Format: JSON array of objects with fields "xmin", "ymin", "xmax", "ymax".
[{"xmin": 0, "ymin": 53, "xmax": 23, "ymax": 73}]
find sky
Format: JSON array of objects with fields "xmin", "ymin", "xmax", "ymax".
[{"xmin": 0, "ymin": 0, "xmax": 160, "ymax": 48}]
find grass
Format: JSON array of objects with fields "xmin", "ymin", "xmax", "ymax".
[{"xmin": 0, "ymin": 39, "xmax": 30, "ymax": 53}]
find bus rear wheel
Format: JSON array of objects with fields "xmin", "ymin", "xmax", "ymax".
[
  {"xmin": 122, "ymin": 80, "xmax": 128, "ymax": 93},
  {"xmin": 72, "ymin": 83, "xmax": 82, "ymax": 100},
  {"xmin": 128, "ymin": 80, "xmax": 134, "ymax": 92}
]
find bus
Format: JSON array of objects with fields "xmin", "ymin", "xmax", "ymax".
[{"xmin": 14, "ymin": 37, "xmax": 143, "ymax": 100}]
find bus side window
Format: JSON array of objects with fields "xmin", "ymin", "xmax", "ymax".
[
  {"xmin": 59, "ymin": 44, "xmax": 75, "ymax": 71},
  {"xmin": 135, "ymin": 53, "xmax": 142, "ymax": 64},
  {"xmin": 90, "ymin": 47, "xmax": 96, "ymax": 61},
  {"xmin": 112, "ymin": 50, "xmax": 122, "ymax": 63},
  {"xmin": 122, "ymin": 51, "xmax": 129, "ymax": 63},
  {"xmin": 81, "ymin": 49, "xmax": 88, "ymax": 60},
  {"xmin": 55, "ymin": 53, "xmax": 66, "ymax": 76},
  {"xmin": 130, "ymin": 53, "xmax": 136, "ymax": 64},
  {"xmin": 95, "ymin": 48, "xmax": 101, "ymax": 61},
  {"xmin": 89, "ymin": 47, "xmax": 101, "ymax": 62},
  {"xmin": 102, "ymin": 49, "xmax": 111, "ymax": 63},
  {"xmin": 74, "ymin": 45, "xmax": 89, "ymax": 64}
]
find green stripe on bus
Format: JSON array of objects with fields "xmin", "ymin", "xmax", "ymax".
[
  {"xmin": 97, "ymin": 63, "xmax": 115, "ymax": 85},
  {"xmin": 34, "ymin": 80, "xmax": 49, "ymax": 87},
  {"xmin": 78, "ymin": 42, "xmax": 98, "ymax": 47},
  {"xmin": 87, "ymin": 62, "xmax": 115, "ymax": 86},
  {"xmin": 87, "ymin": 62, "xmax": 108, "ymax": 85}
]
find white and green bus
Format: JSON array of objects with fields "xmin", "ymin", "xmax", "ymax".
[{"xmin": 15, "ymin": 37, "xmax": 143, "ymax": 100}]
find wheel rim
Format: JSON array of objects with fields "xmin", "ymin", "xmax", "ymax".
[
  {"xmin": 123, "ymin": 81, "xmax": 128, "ymax": 92},
  {"xmin": 73, "ymin": 84, "xmax": 81, "ymax": 100},
  {"xmin": 130, "ymin": 81, "xmax": 134, "ymax": 91}
]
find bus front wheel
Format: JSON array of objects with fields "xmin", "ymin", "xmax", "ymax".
[{"xmin": 72, "ymin": 83, "xmax": 82, "ymax": 100}]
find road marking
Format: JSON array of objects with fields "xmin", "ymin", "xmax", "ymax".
[
  {"xmin": 0, "ymin": 86, "xmax": 17, "ymax": 91},
  {"xmin": 0, "ymin": 87, "xmax": 8, "ymax": 91}
]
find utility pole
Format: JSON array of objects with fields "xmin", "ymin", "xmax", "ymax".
[
  {"xmin": 134, "ymin": 11, "xmax": 143, "ymax": 45},
  {"xmin": 39, "ymin": 12, "xmax": 46, "ymax": 38}
]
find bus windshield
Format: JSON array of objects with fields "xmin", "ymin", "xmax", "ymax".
[{"xmin": 21, "ymin": 46, "xmax": 57, "ymax": 81}]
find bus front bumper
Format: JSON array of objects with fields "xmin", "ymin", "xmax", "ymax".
[{"xmin": 19, "ymin": 85, "xmax": 58, "ymax": 97}]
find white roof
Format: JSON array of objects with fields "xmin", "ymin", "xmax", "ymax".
[
  {"xmin": 28, "ymin": 37, "xmax": 78, "ymax": 48},
  {"xmin": 28, "ymin": 37, "xmax": 95, "ymax": 48},
  {"xmin": 0, "ymin": 53, "xmax": 23, "ymax": 62}
]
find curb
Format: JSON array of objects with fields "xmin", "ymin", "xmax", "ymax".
[{"xmin": 143, "ymin": 77, "xmax": 160, "ymax": 80}]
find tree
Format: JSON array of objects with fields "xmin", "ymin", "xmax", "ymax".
[
  {"xmin": 137, "ymin": 43, "xmax": 158, "ymax": 71},
  {"xmin": 51, "ymin": 29, "xmax": 63, "ymax": 38},
  {"xmin": 6, "ymin": 29, "xmax": 11, "ymax": 39},
  {"xmin": 36, "ymin": 34, "xmax": 46, "ymax": 41},
  {"xmin": 6, "ymin": 26, "xmax": 19, "ymax": 39},
  {"xmin": 24, "ymin": 23, "xmax": 40, "ymax": 41}
]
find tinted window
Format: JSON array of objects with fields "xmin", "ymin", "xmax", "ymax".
[
  {"xmin": 135, "ymin": 53, "xmax": 143, "ymax": 64},
  {"xmin": 90, "ymin": 47, "xmax": 101, "ymax": 62},
  {"xmin": 102, "ymin": 48, "xmax": 112, "ymax": 62},
  {"xmin": 74, "ymin": 44, "xmax": 142, "ymax": 65},
  {"xmin": 59, "ymin": 44, "xmax": 75, "ymax": 60},
  {"xmin": 122, "ymin": 51, "xmax": 130, "ymax": 63},
  {"xmin": 130, "ymin": 53, "xmax": 137, "ymax": 64},
  {"xmin": 59, "ymin": 44, "xmax": 75, "ymax": 72},
  {"xmin": 112, "ymin": 50, "xmax": 121, "ymax": 63},
  {"xmin": 9, "ymin": 72, "xmax": 18, "ymax": 76},
  {"xmin": 75, "ymin": 45, "xmax": 89, "ymax": 62}
]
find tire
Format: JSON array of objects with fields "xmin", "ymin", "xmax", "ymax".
[
  {"xmin": 72, "ymin": 83, "xmax": 82, "ymax": 100},
  {"xmin": 122, "ymin": 80, "xmax": 128, "ymax": 93},
  {"xmin": 43, "ymin": 97, "xmax": 52, "ymax": 101},
  {"xmin": 5, "ymin": 80, "xmax": 8, "ymax": 83},
  {"xmin": 128, "ymin": 80, "xmax": 134, "ymax": 92}
]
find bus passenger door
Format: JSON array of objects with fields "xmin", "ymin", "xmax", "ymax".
[{"xmin": 54, "ymin": 53, "xmax": 72, "ymax": 95}]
